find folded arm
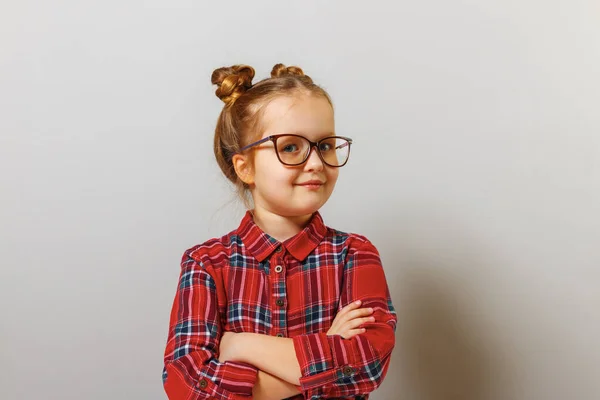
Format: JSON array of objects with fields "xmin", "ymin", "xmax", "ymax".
[
  {"xmin": 252, "ymin": 370, "xmax": 302, "ymax": 400},
  {"xmin": 228, "ymin": 239, "xmax": 398, "ymax": 398},
  {"xmin": 163, "ymin": 251, "xmax": 258, "ymax": 399}
]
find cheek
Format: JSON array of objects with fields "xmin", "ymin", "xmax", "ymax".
[
  {"xmin": 254, "ymin": 156, "xmax": 296, "ymax": 186},
  {"xmin": 327, "ymin": 169, "xmax": 340, "ymax": 186}
]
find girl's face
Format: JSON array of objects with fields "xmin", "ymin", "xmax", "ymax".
[{"xmin": 242, "ymin": 94, "xmax": 339, "ymax": 218}]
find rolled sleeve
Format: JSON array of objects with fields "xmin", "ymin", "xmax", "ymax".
[
  {"xmin": 163, "ymin": 250, "xmax": 258, "ymax": 399},
  {"xmin": 292, "ymin": 239, "xmax": 397, "ymax": 398}
]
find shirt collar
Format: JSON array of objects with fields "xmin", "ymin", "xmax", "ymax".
[{"xmin": 236, "ymin": 210, "xmax": 328, "ymax": 262}]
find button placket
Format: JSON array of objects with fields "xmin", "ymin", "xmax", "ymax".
[{"xmin": 271, "ymin": 253, "xmax": 287, "ymax": 338}]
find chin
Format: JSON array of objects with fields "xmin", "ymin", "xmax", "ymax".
[
  {"xmin": 266, "ymin": 193, "xmax": 331, "ymax": 217},
  {"xmin": 293, "ymin": 200, "xmax": 327, "ymax": 216},
  {"xmin": 274, "ymin": 202, "xmax": 319, "ymax": 218}
]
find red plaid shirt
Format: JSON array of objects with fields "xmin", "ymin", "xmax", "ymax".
[{"xmin": 163, "ymin": 211, "xmax": 397, "ymax": 399}]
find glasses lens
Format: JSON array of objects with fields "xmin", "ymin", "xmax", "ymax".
[
  {"xmin": 276, "ymin": 135, "xmax": 310, "ymax": 165},
  {"xmin": 319, "ymin": 137, "xmax": 350, "ymax": 166}
]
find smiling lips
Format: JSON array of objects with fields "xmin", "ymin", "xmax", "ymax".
[
  {"xmin": 299, "ymin": 180, "xmax": 323, "ymax": 185},
  {"xmin": 297, "ymin": 180, "xmax": 324, "ymax": 189}
]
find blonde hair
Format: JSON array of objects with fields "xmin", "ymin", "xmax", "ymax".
[{"xmin": 211, "ymin": 63, "xmax": 332, "ymax": 206}]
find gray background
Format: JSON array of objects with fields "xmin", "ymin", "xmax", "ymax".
[{"xmin": 1, "ymin": 1, "xmax": 599, "ymax": 399}]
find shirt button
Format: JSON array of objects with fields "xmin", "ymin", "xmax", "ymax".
[
  {"xmin": 275, "ymin": 246, "xmax": 283, "ymax": 253},
  {"xmin": 276, "ymin": 332, "xmax": 284, "ymax": 337},
  {"xmin": 198, "ymin": 378, "xmax": 208, "ymax": 389},
  {"xmin": 276, "ymin": 299, "xmax": 284, "ymax": 307},
  {"xmin": 342, "ymin": 366, "xmax": 354, "ymax": 376},
  {"xmin": 274, "ymin": 265, "xmax": 283, "ymax": 273}
]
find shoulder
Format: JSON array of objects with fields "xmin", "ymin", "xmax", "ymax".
[
  {"xmin": 325, "ymin": 226, "xmax": 380, "ymax": 255},
  {"xmin": 180, "ymin": 228, "xmax": 240, "ymax": 271}
]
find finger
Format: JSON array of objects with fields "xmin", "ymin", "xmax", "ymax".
[
  {"xmin": 342, "ymin": 328, "xmax": 366, "ymax": 339},
  {"xmin": 345, "ymin": 307, "xmax": 374, "ymax": 321},
  {"xmin": 338, "ymin": 300, "xmax": 362, "ymax": 315},
  {"xmin": 333, "ymin": 307, "xmax": 372, "ymax": 327},
  {"xmin": 346, "ymin": 316, "xmax": 376, "ymax": 329}
]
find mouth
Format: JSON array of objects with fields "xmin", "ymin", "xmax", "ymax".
[
  {"xmin": 298, "ymin": 180, "xmax": 324, "ymax": 185},
  {"xmin": 297, "ymin": 180, "xmax": 325, "ymax": 189}
]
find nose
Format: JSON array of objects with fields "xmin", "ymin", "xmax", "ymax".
[{"xmin": 304, "ymin": 145, "xmax": 324, "ymax": 172}]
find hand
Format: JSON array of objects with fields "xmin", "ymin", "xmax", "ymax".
[
  {"xmin": 217, "ymin": 331, "xmax": 238, "ymax": 363},
  {"xmin": 327, "ymin": 300, "xmax": 375, "ymax": 339}
]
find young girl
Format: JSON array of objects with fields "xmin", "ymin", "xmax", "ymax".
[{"xmin": 162, "ymin": 64, "xmax": 397, "ymax": 400}]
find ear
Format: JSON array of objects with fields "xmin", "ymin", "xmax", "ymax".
[{"xmin": 232, "ymin": 154, "xmax": 255, "ymax": 185}]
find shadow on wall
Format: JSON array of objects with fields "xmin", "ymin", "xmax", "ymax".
[
  {"xmin": 390, "ymin": 264, "xmax": 485, "ymax": 400},
  {"xmin": 372, "ymin": 210, "xmax": 513, "ymax": 400}
]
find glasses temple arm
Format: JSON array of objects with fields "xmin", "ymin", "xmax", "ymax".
[{"xmin": 238, "ymin": 136, "xmax": 272, "ymax": 152}]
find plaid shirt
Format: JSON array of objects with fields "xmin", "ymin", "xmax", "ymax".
[{"xmin": 163, "ymin": 211, "xmax": 397, "ymax": 399}]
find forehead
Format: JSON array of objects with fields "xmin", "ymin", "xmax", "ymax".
[{"xmin": 260, "ymin": 94, "xmax": 334, "ymax": 139}]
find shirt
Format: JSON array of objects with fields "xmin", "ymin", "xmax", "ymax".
[{"xmin": 163, "ymin": 210, "xmax": 397, "ymax": 399}]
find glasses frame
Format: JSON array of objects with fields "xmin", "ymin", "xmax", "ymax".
[{"xmin": 238, "ymin": 134, "xmax": 353, "ymax": 167}]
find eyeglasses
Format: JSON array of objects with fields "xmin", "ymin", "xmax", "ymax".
[{"xmin": 238, "ymin": 134, "xmax": 353, "ymax": 167}]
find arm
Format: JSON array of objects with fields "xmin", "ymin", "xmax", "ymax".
[
  {"xmin": 218, "ymin": 333, "xmax": 301, "ymax": 399},
  {"xmin": 230, "ymin": 333, "xmax": 302, "ymax": 385},
  {"xmin": 291, "ymin": 239, "xmax": 397, "ymax": 398},
  {"xmin": 253, "ymin": 370, "xmax": 302, "ymax": 400},
  {"xmin": 162, "ymin": 250, "xmax": 258, "ymax": 399}
]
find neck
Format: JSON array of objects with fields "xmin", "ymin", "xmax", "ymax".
[{"xmin": 251, "ymin": 207, "xmax": 314, "ymax": 242}]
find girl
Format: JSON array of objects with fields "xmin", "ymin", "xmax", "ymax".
[{"xmin": 163, "ymin": 64, "xmax": 397, "ymax": 400}]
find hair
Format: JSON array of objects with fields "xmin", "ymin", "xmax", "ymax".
[{"xmin": 210, "ymin": 63, "xmax": 333, "ymax": 207}]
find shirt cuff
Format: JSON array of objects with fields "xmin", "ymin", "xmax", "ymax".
[
  {"xmin": 165, "ymin": 360, "xmax": 258, "ymax": 398},
  {"xmin": 292, "ymin": 333, "xmax": 360, "ymax": 392},
  {"xmin": 216, "ymin": 361, "xmax": 258, "ymax": 396}
]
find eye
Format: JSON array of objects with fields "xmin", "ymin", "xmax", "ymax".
[
  {"xmin": 319, "ymin": 142, "xmax": 331, "ymax": 151},
  {"xmin": 282, "ymin": 144, "xmax": 299, "ymax": 153},
  {"xmin": 319, "ymin": 142, "xmax": 333, "ymax": 152}
]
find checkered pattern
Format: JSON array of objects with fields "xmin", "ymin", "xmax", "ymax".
[{"xmin": 163, "ymin": 211, "xmax": 397, "ymax": 399}]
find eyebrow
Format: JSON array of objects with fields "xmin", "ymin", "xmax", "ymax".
[{"xmin": 290, "ymin": 131, "xmax": 336, "ymax": 140}]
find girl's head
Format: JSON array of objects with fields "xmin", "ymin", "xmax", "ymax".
[{"xmin": 211, "ymin": 63, "xmax": 351, "ymax": 218}]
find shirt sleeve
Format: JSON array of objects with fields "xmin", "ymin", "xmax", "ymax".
[
  {"xmin": 163, "ymin": 250, "xmax": 258, "ymax": 399},
  {"xmin": 292, "ymin": 238, "xmax": 397, "ymax": 399}
]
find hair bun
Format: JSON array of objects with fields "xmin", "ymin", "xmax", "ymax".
[
  {"xmin": 211, "ymin": 65, "xmax": 255, "ymax": 106},
  {"xmin": 271, "ymin": 63, "xmax": 313, "ymax": 83}
]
